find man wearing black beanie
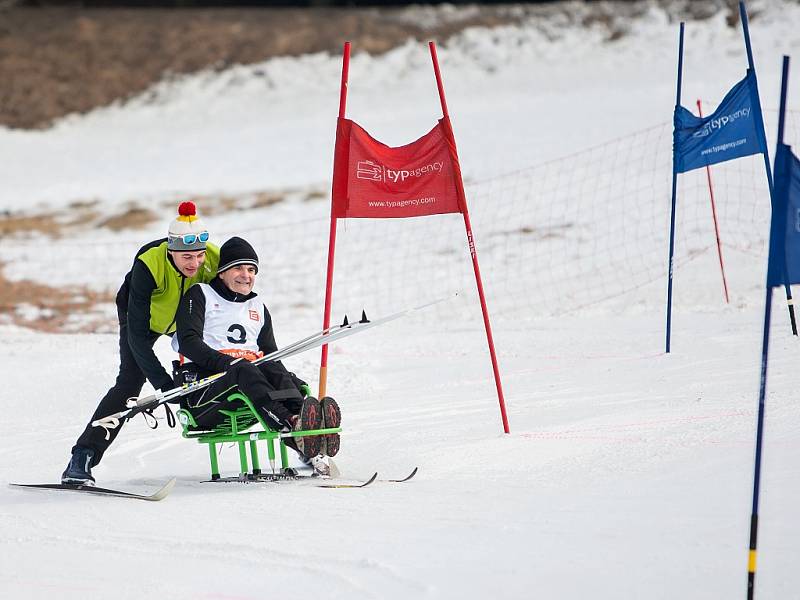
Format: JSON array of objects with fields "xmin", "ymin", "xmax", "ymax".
[
  {"xmin": 216, "ymin": 236, "xmax": 260, "ymax": 275},
  {"xmin": 172, "ymin": 236, "xmax": 340, "ymax": 475}
]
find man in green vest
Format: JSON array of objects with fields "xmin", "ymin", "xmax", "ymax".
[{"xmin": 62, "ymin": 201, "xmax": 220, "ymax": 485}]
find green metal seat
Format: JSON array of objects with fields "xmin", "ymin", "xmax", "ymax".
[{"xmin": 176, "ymin": 391, "xmax": 341, "ymax": 481}]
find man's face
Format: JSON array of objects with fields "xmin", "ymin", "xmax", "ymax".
[
  {"xmin": 219, "ymin": 264, "xmax": 257, "ymax": 295},
  {"xmin": 169, "ymin": 250, "xmax": 206, "ymax": 278}
]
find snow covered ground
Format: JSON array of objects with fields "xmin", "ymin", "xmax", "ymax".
[
  {"xmin": 2, "ymin": 2, "xmax": 800, "ymax": 599},
  {"xmin": 2, "ymin": 311, "xmax": 799, "ymax": 599}
]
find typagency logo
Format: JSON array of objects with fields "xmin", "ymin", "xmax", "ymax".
[
  {"xmin": 355, "ymin": 159, "xmax": 445, "ymax": 183},
  {"xmin": 692, "ymin": 106, "xmax": 752, "ymax": 138},
  {"xmin": 356, "ymin": 160, "xmax": 383, "ymax": 182}
]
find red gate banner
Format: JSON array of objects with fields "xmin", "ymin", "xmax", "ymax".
[
  {"xmin": 332, "ymin": 117, "xmax": 466, "ymax": 219},
  {"xmin": 320, "ymin": 41, "xmax": 509, "ymax": 434}
]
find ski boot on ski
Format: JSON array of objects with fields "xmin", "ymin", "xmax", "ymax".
[
  {"xmin": 320, "ymin": 396, "xmax": 341, "ymax": 457},
  {"xmin": 61, "ymin": 447, "xmax": 96, "ymax": 486},
  {"xmin": 292, "ymin": 396, "xmax": 322, "ymax": 458},
  {"xmin": 291, "ymin": 396, "xmax": 341, "ymax": 476}
]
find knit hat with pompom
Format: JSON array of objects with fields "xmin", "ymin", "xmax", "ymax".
[{"xmin": 167, "ymin": 201, "xmax": 208, "ymax": 251}]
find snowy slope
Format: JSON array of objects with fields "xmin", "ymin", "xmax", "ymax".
[
  {"xmin": 3, "ymin": 312, "xmax": 799, "ymax": 599},
  {"xmin": 2, "ymin": 2, "xmax": 800, "ymax": 599}
]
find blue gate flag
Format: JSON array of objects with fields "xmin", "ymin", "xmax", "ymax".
[
  {"xmin": 673, "ymin": 70, "xmax": 766, "ymax": 174},
  {"xmin": 767, "ymin": 143, "xmax": 800, "ymax": 287}
]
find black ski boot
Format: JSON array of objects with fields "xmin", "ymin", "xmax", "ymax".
[
  {"xmin": 320, "ymin": 396, "xmax": 341, "ymax": 457},
  {"xmin": 61, "ymin": 447, "xmax": 96, "ymax": 486}
]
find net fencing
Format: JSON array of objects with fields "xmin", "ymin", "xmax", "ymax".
[
  {"xmin": 2, "ymin": 109, "xmax": 799, "ymax": 332},
  {"xmin": 305, "ymin": 108, "xmax": 800, "ymax": 326}
]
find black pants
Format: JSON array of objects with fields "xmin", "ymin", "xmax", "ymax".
[
  {"xmin": 73, "ymin": 323, "xmax": 159, "ymax": 467},
  {"xmin": 183, "ymin": 361, "xmax": 303, "ymax": 431}
]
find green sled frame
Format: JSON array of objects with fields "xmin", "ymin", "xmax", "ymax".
[{"xmin": 176, "ymin": 391, "xmax": 341, "ymax": 481}]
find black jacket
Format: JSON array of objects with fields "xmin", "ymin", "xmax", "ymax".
[{"xmin": 175, "ymin": 278, "xmax": 306, "ymax": 389}]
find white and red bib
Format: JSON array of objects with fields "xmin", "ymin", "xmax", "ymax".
[{"xmin": 173, "ymin": 283, "xmax": 264, "ymax": 362}]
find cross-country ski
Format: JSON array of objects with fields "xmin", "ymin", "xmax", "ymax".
[{"xmin": 9, "ymin": 479, "xmax": 176, "ymax": 502}]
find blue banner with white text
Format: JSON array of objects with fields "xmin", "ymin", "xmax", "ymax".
[
  {"xmin": 673, "ymin": 70, "xmax": 766, "ymax": 174},
  {"xmin": 767, "ymin": 143, "xmax": 800, "ymax": 287}
]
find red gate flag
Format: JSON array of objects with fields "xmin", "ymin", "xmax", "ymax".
[
  {"xmin": 332, "ymin": 117, "xmax": 467, "ymax": 219},
  {"xmin": 320, "ymin": 40, "xmax": 510, "ymax": 435}
]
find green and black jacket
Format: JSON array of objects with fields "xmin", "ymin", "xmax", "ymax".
[{"xmin": 116, "ymin": 238, "xmax": 220, "ymax": 391}]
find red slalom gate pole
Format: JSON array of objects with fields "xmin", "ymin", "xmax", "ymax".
[
  {"xmin": 697, "ymin": 99, "xmax": 730, "ymax": 304},
  {"xmin": 318, "ymin": 41, "xmax": 350, "ymax": 398},
  {"xmin": 429, "ymin": 41, "xmax": 510, "ymax": 434}
]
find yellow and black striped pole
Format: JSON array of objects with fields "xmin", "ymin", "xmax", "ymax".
[
  {"xmin": 747, "ymin": 54, "xmax": 792, "ymax": 600},
  {"xmin": 747, "ymin": 512, "xmax": 759, "ymax": 598}
]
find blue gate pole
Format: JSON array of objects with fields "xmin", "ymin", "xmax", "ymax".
[
  {"xmin": 747, "ymin": 54, "xmax": 790, "ymax": 600},
  {"xmin": 748, "ymin": 281, "xmax": 773, "ymax": 600},
  {"xmin": 740, "ymin": 0, "xmax": 798, "ymax": 334},
  {"xmin": 665, "ymin": 22, "xmax": 685, "ymax": 353}
]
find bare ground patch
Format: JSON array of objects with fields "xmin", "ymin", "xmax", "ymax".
[
  {"xmin": 0, "ymin": 185, "xmax": 320, "ymax": 239},
  {"xmin": 158, "ymin": 185, "xmax": 327, "ymax": 216},
  {"xmin": 0, "ymin": 1, "xmax": 753, "ymax": 130},
  {"xmin": 0, "ymin": 5, "xmax": 522, "ymax": 129},
  {"xmin": 0, "ymin": 212, "xmax": 65, "ymax": 238},
  {"xmin": 97, "ymin": 205, "xmax": 159, "ymax": 231},
  {"xmin": 1, "ymin": 202, "xmax": 149, "ymax": 239},
  {"xmin": 0, "ymin": 261, "xmax": 115, "ymax": 333},
  {"xmin": 0, "ymin": 185, "xmax": 325, "ymax": 332}
]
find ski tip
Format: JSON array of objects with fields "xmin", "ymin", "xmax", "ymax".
[
  {"xmin": 388, "ymin": 467, "xmax": 418, "ymax": 483},
  {"xmin": 135, "ymin": 477, "xmax": 177, "ymax": 501},
  {"xmin": 316, "ymin": 471, "xmax": 378, "ymax": 488}
]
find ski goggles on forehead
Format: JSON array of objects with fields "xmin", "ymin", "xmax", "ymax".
[{"xmin": 171, "ymin": 231, "xmax": 209, "ymax": 245}]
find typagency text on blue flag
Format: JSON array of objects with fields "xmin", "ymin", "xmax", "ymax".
[{"xmin": 673, "ymin": 70, "xmax": 766, "ymax": 174}]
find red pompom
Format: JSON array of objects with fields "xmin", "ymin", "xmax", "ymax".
[{"xmin": 178, "ymin": 201, "xmax": 197, "ymax": 217}]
